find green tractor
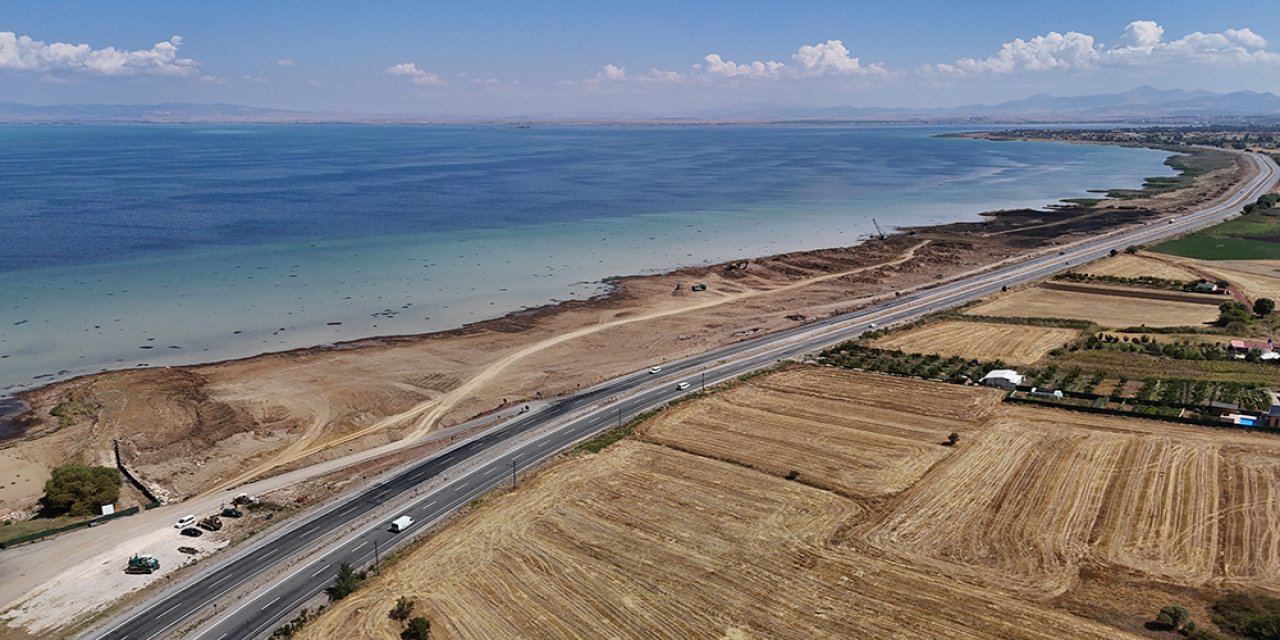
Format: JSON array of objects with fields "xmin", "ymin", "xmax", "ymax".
[{"xmin": 125, "ymin": 554, "xmax": 160, "ymax": 575}]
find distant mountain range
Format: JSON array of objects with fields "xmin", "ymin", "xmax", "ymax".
[
  {"xmin": 2, "ymin": 86, "xmax": 1279, "ymax": 123},
  {"xmin": 698, "ymin": 86, "xmax": 1280, "ymax": 121}
]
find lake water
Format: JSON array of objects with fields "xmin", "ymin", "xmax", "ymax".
[{"xmin": 0, "ymin": 124, "xmax": 1174, "ymax": 393}]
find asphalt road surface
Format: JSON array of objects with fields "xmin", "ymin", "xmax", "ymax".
[{"xmin": 87, "ymin": 151, "xmax": 1278, "ymax": 640}]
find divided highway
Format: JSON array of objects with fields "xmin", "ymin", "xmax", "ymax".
[{"xmin": 88, "ymin": 151, "xmax": 1278, "ymax": 640}]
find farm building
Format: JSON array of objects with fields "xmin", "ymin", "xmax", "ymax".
[
  {"xmin": 1209, "ymin": 400, "xmax": 1241, "ymax": 416},
  {"xmin": 1192, "ymin": 282, "xmax": 1228, "ymax": 294},
  {"xmin": 980, "ymin": 369, "xmax": 1024, "ymax": 390},
  {"xmin": 1229, "ymin": 339, "xmax": 1274, "ymax": 353},
  {"xmin": 1267, "ymin": 405, "xmax": 1280, "ymax": 429}
]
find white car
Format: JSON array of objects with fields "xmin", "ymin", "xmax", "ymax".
[
  {"xmin": 676, "ymin": 382, "xmax": 691, "ymax": 390},
  {"xmin": 868, "ymin": 323, "xmax": 878, "ymax": 329},
  {"xmin": 648, "ymin": 366, "xmax": 662, "ymax": 374},
  {"xmin": 174, "ymin": 514, "xmax": 196, "ymax": 529}
]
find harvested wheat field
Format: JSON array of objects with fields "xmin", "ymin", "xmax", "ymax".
[
  {"xmin": 298, "ymin": 440, "xmax": 1137, "ymax": 640},
  {"xmin": 1166, "ymin": 257, "xmax": 1280, "ymax": 302},
  {"xmin": 297, "ymin": 369, "xmax": 1280, "ymax": 640},
  {"xmin": 640, "ymin": 367, "xmax": 1004, "ymax": 496},
  {"xmin": 965, "ymin": 285, "xmax": 1219, "ymax": 327},
  {"xmin": 1075, "ymin": 252, "xmax": 1202, "ymax": 281},
  {"xmin": 871, "ymin": 320, "xmax": 1077, "ymax": 364}
]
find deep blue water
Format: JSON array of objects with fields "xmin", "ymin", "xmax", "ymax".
[{"xmin": 0, "ymin": 124, "xmax": 1170, "ymax": 273}]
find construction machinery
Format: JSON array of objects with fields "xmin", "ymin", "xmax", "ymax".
[
  {"xmin": 125, "ymin": 554, "xmax": 159, "ymax": 575},
  {"xmin": 872, "ymin": 218, "xmax": 887, "ymax": 240},
  {"xmin": 198, "ymin": 515, "xmax": 222, "ymax": 532}
]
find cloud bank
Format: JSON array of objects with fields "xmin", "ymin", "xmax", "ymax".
[
  {"xmin": 937, "ymin": 20, "xmax": 1280, "ymax": 75},
  {"xmin": 0, "ymin": 31, "xmax": 197, "ymax": 76}
]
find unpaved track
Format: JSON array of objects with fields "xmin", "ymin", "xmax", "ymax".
[{"xmin": 221, "ymin": 241, "xmax": 930, "ymax": 487}]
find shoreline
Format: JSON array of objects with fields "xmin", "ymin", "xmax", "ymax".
[{"xmin": 5, "ymin": 140, "xmax": 1195, "ymax": 413}]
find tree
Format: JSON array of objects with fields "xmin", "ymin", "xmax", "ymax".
[
  {"xmin": 1255, "ymin": 298, "xmax": 1276, "ymax": 316},
  {"xmin": 402, "ymin": 617, "xmax": 431, "ymax": 640},
  {"xmin": 946, "ymin": 433, "xmax": 960, "ymax": 446},
  {"xmin": 41, "ymin": 464, "xmax": 121, "ymax": 516},
  {"xmin": 1217, "ymin": 302, "xmax": 1253, "ymax": 328},
  {"xmin": 1156, "ymin": 604, "xmax": 1190, "ymax": 631},
  {"xmin": 326, "ymin": 563, "xmax": 365, "ymax": 602},
  {"xmin": 1109, "ymin": 248, "xmax": 1119, "ymax": 257},
  {"xmin": 390, "ymin": 596, "xmax": 416, "ymax": 622}
]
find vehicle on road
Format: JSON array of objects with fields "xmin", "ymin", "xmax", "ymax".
[
  {"xmin": 221, "ymin": 507, "xmax": 243, "ymax": 518},
  {"xmin": 179, "ymin": 527, "xmax": 203, "ymax": 538},
  {"xmin": 648, "ymin": 366, "xmax": 662, "ymax": 374},
  {"xmin": 125, "ymin": 554, "xmax": 159, "ymax": 575},
  {"xmin": 174, "ymin": 515, "xmax": 196, "ymax": 529},
  {"xmin": 676, "ymin": 382, "xmax": 690, "ymax": 390},
  {"xmin": 390, "ymin": 515, "xmax": 414, "ymax": 533},
  {"xmin": 868, "ymin": 323, "xmax": 878, "ymax": 329}
]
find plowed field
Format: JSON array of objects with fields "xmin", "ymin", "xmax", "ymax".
[{"xmin": 871, "ymin": 320, "xmax": 1078, "ymax": 364}]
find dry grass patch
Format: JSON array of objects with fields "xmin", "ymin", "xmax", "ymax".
[
  {"xmin": 1075, "ymin": 253, "xmax": 1202, "ymax": 281},
  {"xmin": 1170, "ymin": 257, "xmax": 1280, "ymax": 302},
  {"xmin": 298, "ymin": 440, "xmax": 1138, "ymax": 640},
  {"xmin": 640, "ymin": 367, "xmax": 1003, "ymax": 497},
  {"xmin": 965, "ymin": 285, "xmax": 1219, "ymax": 328},
  {"xmin": 871, "ymin": 320, "xmax": 1078, "ymax": 364}
]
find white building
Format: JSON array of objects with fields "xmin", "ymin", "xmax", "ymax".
[{"xmin": 980, "ymin": 369, "xmax": 1024, "ymax": 390}]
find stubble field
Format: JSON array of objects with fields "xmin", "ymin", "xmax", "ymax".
[
  {"xmin": 965, "ymin": 285, "xmax": 1220, "ymax": 327},
  {"xmin": 869, "ymin": 320, "xmax": 1079, "ymax": 364},
  {"xmin": 296, "ymin": 368, "xmax": 1280, "ymax": 639}
]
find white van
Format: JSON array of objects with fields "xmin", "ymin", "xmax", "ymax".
[
  {"xmin": 174, "ymin": 515, "xmax": 196, "ymax": 529},
  {"xmin": 390, "ymin": 515, "xmax": 414, "ymax": 533}
]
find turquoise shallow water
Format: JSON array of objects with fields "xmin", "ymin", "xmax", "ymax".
[{"xmin": 0, "ymin": 124, "xmax": 1175, "ymax": 393}]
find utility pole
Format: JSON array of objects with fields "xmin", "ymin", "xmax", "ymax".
[
  {"xmin": 510, "ymin": 459, "xmax": 516, "ymax": 489},
  {"xmin": 701, "ymin": 372, "xmax": 706, "ymax": 391},
  {"xmin": 617, "ymin": 406, "xmax": 622, "ymax": 428},
  {"xmin": 373, "ymin": 540, "xmax": 380, "ymax": 575}
]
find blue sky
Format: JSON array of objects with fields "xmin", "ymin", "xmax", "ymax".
[{"xmin": 3, "ymin": 0, "xmax": 1279, "ymax": 115}]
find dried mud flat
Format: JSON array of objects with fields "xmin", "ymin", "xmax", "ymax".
[
  {"xmin": 295, "ymin": 367, "xmax": 1280, "ymax": 639},
  {"xmin": 870, "ymin": 320, "xmax": 1079, "ymax": 364},
  {"xmin": 965, "ymin": 284, "xmax": 1221, "ymax": 328}
]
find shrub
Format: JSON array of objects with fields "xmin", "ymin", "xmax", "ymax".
[
  {"xmin": 390, "ymin": 596, "xmax": 416, "ymax": 622},
  {"xmin": 325, "ymin": 563, "xmax": 366, "ymax": 602},
  {"xmin": 402, "ymin": 617, "xmax": 431, "ymax": 640},
  {"xmin": 41, "ymin": 465, "xmax": 121, "ymax": 516},
  {"xmin": 1155, "ymin": 604, "xmax": 1190, "ymax": 631},
  {"xmin": 946, "ymin": 433, "xmax": 960, "ymax": 446},
  {"xmin": 1255, "ymin": 298, "xmax": 1276, "ymax": 316}
]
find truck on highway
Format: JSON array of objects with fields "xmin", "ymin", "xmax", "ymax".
[{"xmin": 390, "ymin": 515, "xmax": 414, "ymax": 533}]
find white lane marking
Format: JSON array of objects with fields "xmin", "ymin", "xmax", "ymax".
[
  {"xmin": 207, "ymin": 571, "xmax": 235, "ymax": 588},
  {"xmin": 260, "ymin": 547, "xmax": 278, "ymax": 558},
  {"xmin": 352, "ymin": 541, "xmax": 369, "ymax": 552},
  {"xmin": 156, "ymin": 603, "xmax": 182, "ymax": 618},
  {"xmin": 261, "ymin": 596, "xmax": 281, "ymax": 610},
  {"xmin": 310, "ymin": 563, "xmax": 331, "ymax": 578}
]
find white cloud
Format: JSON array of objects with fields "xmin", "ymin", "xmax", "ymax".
[
  {"xmin": 241, "ymin": 74, "xmax": 269, "ymax": 84},
  {"xmin": 938, "ymin": 21, "xmax": 1280, "ymax": 75},
  {"xmin": 0, "ymin": 32, "xmax": 197, "ymax": 77},
  {"xmin": 700, "ymin": 53, "xmax": 785, "ymax": 77},
  {"xmin": 276, "ymin": 58, "xmax": 295, "ymax": 67},
  {"xmin": 939, "ymin": 31, "xmax": 1099, "ymax": 75},
  {"xmin": 592, "ymin": 63, "xmax": 686, "ymax": 83},
  {"xmin": 791, "ymin": 39, "xmax": 885, "ymax": 76},
  {"xmin": 385, "ymin": 62, "xmax": 446, "ymax": 86}
]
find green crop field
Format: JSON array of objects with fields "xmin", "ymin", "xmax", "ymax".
[{"xmin": 1153, "ymin": 209, "xmax": 1280, "ymax": 260}]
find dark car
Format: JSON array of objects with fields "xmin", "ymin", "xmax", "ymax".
[
  {"xmin": 177, "ymin": 546, "xmax": 199, "ymax": 555},
  {"xmin": 221, "ymin": 507, "xmax": 243, "ymax": 518},
  {"xmin": 180, "ymin": 527, "xmax": 203, "ymax": 538}
]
